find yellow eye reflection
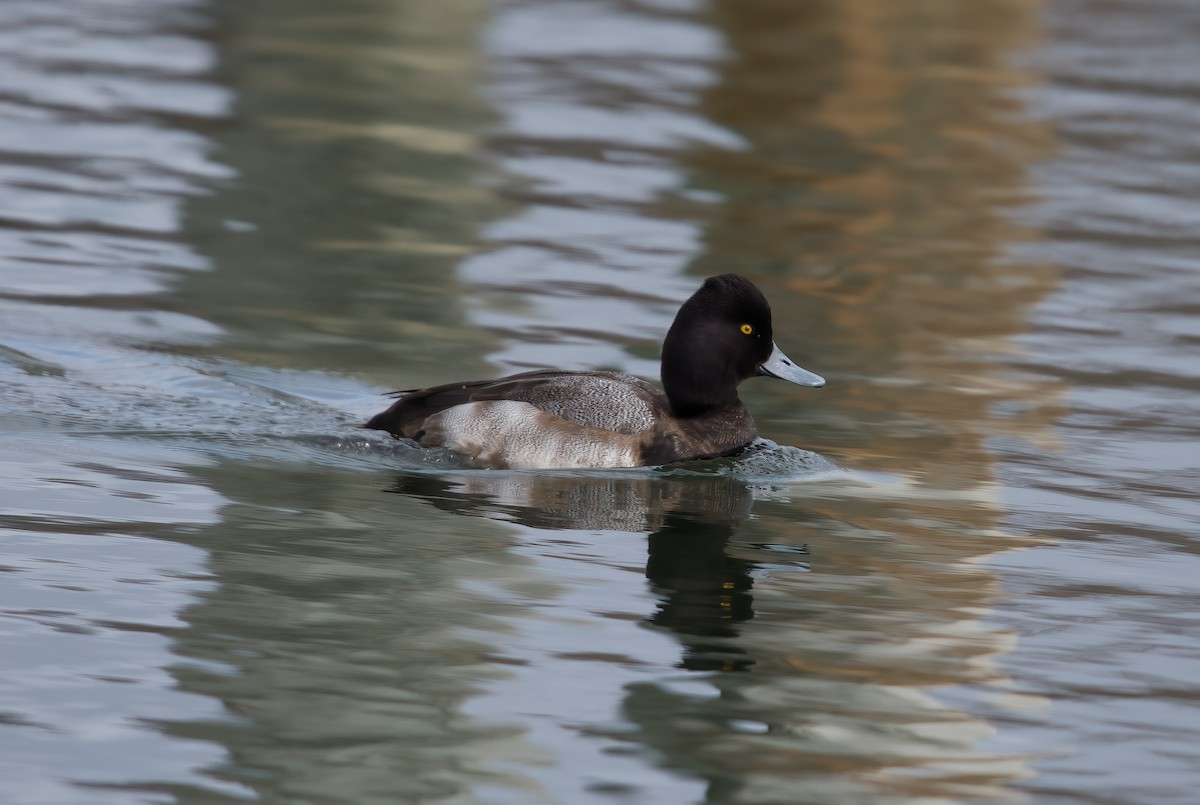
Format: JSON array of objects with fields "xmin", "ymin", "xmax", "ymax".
[{"xmin": 740, "ymin": 323, "xmax": 753, "ymax": 335}]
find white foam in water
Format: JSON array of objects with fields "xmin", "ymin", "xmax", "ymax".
[
  {"xmin": 660, "ymin": 439, "xmax": 842, "ymax": 482},
  {"xmin": 728, "ymin": 441, "xmax": 842, "ymax": 480}
]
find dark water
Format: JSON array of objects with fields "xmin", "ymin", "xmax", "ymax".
[{"xmin": 1, "ymin": 0, "xmax": 1198, "ymax": 802}]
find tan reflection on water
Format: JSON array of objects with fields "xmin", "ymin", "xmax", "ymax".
[{"xmin": 659, "ymin": 0, "xmax": 1065, "ymax": 800}]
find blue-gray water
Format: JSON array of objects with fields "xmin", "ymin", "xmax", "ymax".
[{"xmin": 2, "ymin": 0, "xmax": 1198, "ymax": 803}]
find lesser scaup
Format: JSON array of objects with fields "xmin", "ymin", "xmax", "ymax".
[{"xmin": 364, "ymin": 274, "xmax": 824, "ymax": 469}]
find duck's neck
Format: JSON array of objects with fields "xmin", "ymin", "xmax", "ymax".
[{"xmin": 661, "ymin": 352, "xmax": 742, "ymax": 418}]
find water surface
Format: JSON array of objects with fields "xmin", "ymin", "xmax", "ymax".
[{"xmin": 1, "ymin": 0, "xmax": 1199, "ymax": 803}]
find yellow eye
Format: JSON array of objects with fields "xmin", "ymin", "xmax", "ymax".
[{"xmin": 740, "ymin": 323, "xmax": 753, "ymax": 335}]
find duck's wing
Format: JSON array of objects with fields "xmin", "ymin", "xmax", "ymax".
[
  {"xmin": 363, "ymin": 370, "xmax": 661, "ymax": 440},
  {"xmin": 364, "ymin": 371, "xmax": 557, "ymax": 439}
]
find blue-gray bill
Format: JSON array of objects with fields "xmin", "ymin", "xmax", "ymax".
[{"xmin": 758, "ymin": 342, "xmax": 825, "ymax": 388}]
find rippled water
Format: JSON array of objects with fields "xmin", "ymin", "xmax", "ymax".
[{"xmin": 2, "ymin": 0, "xmax": 1198, "ymax": 802}]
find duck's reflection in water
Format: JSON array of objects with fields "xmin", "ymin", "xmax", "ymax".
[
  {"xmin": 389, "ymin": 471, "xmax": 785, "ymax": 671},
  {"xmin": 648, "ymin": 509, "xmax": 762, "ymax": 671}
]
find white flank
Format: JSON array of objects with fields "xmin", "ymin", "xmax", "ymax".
[{"xmin": 434, "ymin": 401, "xmax": 640, "ymax": 469}]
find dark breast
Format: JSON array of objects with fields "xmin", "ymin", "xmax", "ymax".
[{"xmin": 638, "ymin": 404, "xmax": 758, "ymax": 466}]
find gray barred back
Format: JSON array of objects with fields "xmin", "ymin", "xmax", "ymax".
[{"xmin": 507, "ymin": 373, "xmax": 657, "ymax": 435}]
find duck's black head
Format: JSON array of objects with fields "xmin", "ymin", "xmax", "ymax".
[{"xmin": 661, "ymin": 274, "xmax": 824, "ymax": 416}]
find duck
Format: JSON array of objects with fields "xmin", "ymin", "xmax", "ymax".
[{"xmin": 364, "ymin": 274, "xmax": 824, "ymax": 469}]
